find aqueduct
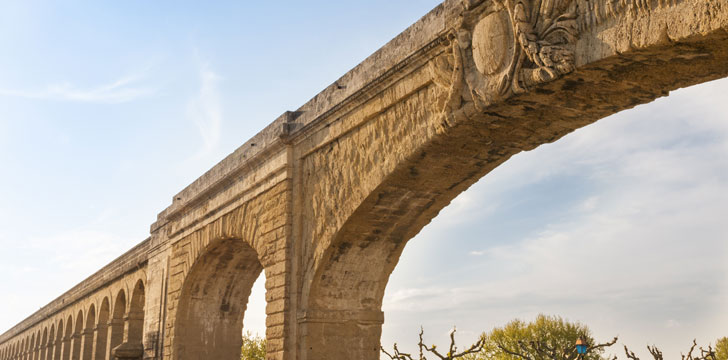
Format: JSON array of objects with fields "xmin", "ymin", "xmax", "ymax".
[{"xmin": 1, "ymin": 0, "xmax": 726, "ymax": 358}]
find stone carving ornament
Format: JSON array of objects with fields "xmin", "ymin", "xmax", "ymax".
[{"xmin": 432, "ymin": 0, "xmax": 579, "ymax": 117}]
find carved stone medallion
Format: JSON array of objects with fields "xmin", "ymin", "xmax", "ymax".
[{"xmin": 471, "ymin": 10, "xmax": 513, "ymax": 76}]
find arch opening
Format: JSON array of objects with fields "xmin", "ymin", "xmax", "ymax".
[
  {"xmin": 71, "ymin": 311, "xmax": 83, "ymax": 360},
  {"xmin": 53, "ymin": 320, "xmax": 63, "ymax": 360},
  {"xmin": 112, "ymin": 280, "xmax": 145, "ymax": 360},
  {"xmin": 61, "ymin": 315, "xmax": 72, "ymax": 360},
  {"xmin": 108, "ymin": 290, "xmax": 126, "ymax": 360},
  {"xmin": 173, "ymin": 237, "xmax": 263, "ymax": 360},
  {"xmin": 40, "ymin": 328, "xmax": 48, "ymax": 360},
  {"xmin": 94, "ymin": 298, "xmax": 110, "ymax": 360},
  {"xmin": 46, "ymin": 325, "xmax": 55, "ymax": 360},
  {"xmin": 81, "ymin": 305, "xmax": 95, "ymax": 360}
]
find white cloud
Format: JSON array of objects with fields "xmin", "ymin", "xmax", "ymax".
[
  {"xmin": 0, "ymin": 72, "xmax": 155, "ymax": 103},
  {"xmin": 186, "ymin": 62, "xmax": 223, "ymax": 160}
]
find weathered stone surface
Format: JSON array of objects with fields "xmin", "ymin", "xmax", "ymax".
[{"xmin": 1, "ymin": 0, "xmax": 726, "ymax": 359}]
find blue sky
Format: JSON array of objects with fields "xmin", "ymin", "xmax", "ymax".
[{"xmin": 1, "ymin": 1, "xmax": 726, "ymax": 358}]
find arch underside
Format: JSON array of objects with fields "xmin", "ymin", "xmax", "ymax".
[{"xmin": 173, "ymin": 238, "xmax": 263, "ymax": 360}]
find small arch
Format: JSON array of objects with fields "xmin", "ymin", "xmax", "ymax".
[
  {"xmin": 62, "ymin": 314, "xmax": 73, "ymax": 360},
  {"xmin": 53, "ymin": 319, "xmax": 63, "ymax": 360},
  {"xmin": 45, "ymin": 325, "xmax": 55, "ymax": 360},
  {"xmin": 39, "ymin": 327, "xmax": 48, "ymax": 360},
  {"xmin": 81, "ymin": 304, "xmax": 96, "ymax": 360},
  {"xmin": 71, "ymin": 310, "xmax": 83, "ymax": 359},
  {"xmin": 94, "ymin": 297, "xmax": 110, "ymax": 360},
  {"xmin": 125, "ymin": 280, "xmax": 146, "ymax": 357},
  {"xmin": 29, "ymin": 332, "xmax": 36, "ymax": 360},
  {"xmin": 107, "ymin": 290, "xmax": 126, "ymax": 359}
]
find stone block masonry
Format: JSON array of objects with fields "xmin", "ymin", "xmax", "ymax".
[{"xmin": 1, "ymin": 0, "xmax": 726, "ymax": 358}]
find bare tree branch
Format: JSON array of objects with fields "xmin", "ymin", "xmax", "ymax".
[
  {"xmin": 625, "ymin": 340, "xmax": 717, "ymax": 360},
  {"xmin": 382, "ymin": 327, "xmax": 484, "ymax": 360}
]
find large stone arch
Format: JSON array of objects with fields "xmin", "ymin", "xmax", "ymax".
[
  {"xmin": 163, "ymin": 180, "xmax": 289, "ymax": 359},
  {"xmin": 297, "ymin": 0, "xmax": 728, "ymax": 358}
]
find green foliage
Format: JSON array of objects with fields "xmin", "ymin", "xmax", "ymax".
[
  {"xmin": 241, "ymin": 332, "xmax": 266, "ymax": 360},
  {"xmin": 463, "ymin": 314, "xmax": 609, "ymax": 360},
  {"xmin": 716, "ymin": 337, "xmax": 728, "ymax": 360}
]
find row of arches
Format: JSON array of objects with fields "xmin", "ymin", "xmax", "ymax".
[{"xmin": 0, "ymin": 280, "xmax": 145, "ymax": 360}]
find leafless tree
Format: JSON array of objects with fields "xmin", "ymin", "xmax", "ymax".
[
  {"xmin": 381, "ymin": 327, "xmax": 485, "ymax": 360},
  {"xmin": 624, "ymin": 340, "xmax": 716, "ymax": 360}
]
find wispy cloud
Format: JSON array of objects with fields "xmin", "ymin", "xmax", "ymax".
[
  {"xmin": 186, "ymin": 62, "xmax": 223, "ymax": 160},
  {"xmin": 0, "ymin": 72, "xmax": 155, "ymax": 103},
  {"xmin": 0, "ymin": 228, "xmax": 136, "ymax": 333}
]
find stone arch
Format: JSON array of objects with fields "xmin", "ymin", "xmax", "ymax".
[
  {"xmin": 27, "ymin": 334, "xmax": 32, "ymax": 360},
  {"xmin": 71, "ymin": 311, "xmax": 83, "ymax": 360},
  {"xmin": 112, "ymin": 279, "xmax": 145, "ymax": 360},
  {"xmin": 107, "ymin": 289, "xmax": 126, "ymax": 360},
  {"xmin": 128, "ymin": 280, "xmax": 145, "ymax": 344},
  {"xmin": 30, "ymin": 332, "xmax": 36, "ymax": 360},
  {"xmin": 45, "ymin": 325, "xmax": 55, "ymax": 360},
  {"xmin": 33, "ymin": 330, "xmax": 40, "ymax": 360},
  {"xmin": 39, "ymin": 328, "xmax": 47, "ymax": 360},
  {"xmin": 297, "ymin": 9, "xmax": 728, "ymax": 358},
  {"xmin": 172, "ymin": 236, "xmax": 263, "ymax": 360},
  {"xmin": 81, "ymin": 304, "xmax": 95, "ymax": 360},
  {"xmin": 52, "ymin": 319, "xmax": 63, "ymax": 360},
  {"xmin": 61, "ymin": 314, "xmax": 72, "ymax": 360},
  {"xmin": 95, "ymin": 297, "xmax": 110, "ymax": 360}
]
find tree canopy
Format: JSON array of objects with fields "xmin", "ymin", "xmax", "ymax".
[
  {"xmin": 241, "ymin": 332, "xmax": 266, "ymax": 360},
  {"xmin": 464, "ymin": 314, "xmax": 612, "ymax": 360},
  {"xmin": 716, "ymin": 337, "xmax": 728, "ymax": 360}
]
